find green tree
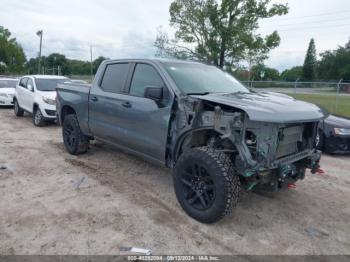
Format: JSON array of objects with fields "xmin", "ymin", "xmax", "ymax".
[
  {"xmin": 302, "ymin": 38, "xmax": 317, "ymax": 81},
  {"xmin": 155, "ymin": 0, "xmax": 288, "ymax": 68},
  {"xmin": 281, "ymin": 66, "xmax": 302, "ymax": 81},
  {"xmin": 46, "ymin": 53, "xmax": 70, "ymax": 75},
  {"xmin": 317, "ymin": 40, "xmax": 350, "ymax": 81},
  {"xmin": 251, "ymin": 64, "xmax": 280, "ymax": 80},
  {"xmin": 26, "ymin": 57, "xmax": 40, "ymax": 74},
  {"xmin": 0, "ymin": 26, "xmax": 26, "ymax": 74},
  {"xmin": 68, "ymin": 59, "xmax": 91, "ymax": 75},
  {"xmin": 93, "ymin": 56, "xmax": 107, "ymax": 74},
  {"xmin": 25, "ymin": 54, "xmax": 109, "ymax": 76}
]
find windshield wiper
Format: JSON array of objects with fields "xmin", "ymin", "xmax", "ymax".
[{"xmin": 186, "ymin": 92, "xmax": 211, "ymax": 96}]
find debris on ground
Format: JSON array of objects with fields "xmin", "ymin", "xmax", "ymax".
[
  {"xmin": 0, "ymin": 166, "xmax": 7, "ymax": 170},
  {"xmin": 305, "ymin": 227, "xmax": 330, "ymax": 238},
  {"xmin": 120, "ymin": 246, "xmax": 152, "ymax": 255},
  {"xmin": 287, "ymin": 183, "xmax": 297, "ymax": 189},
  {"xmin": 0, "ymin": 109, "xmax": 349, "ymax": 255},
  {"xmin": 317, "ymin": 168, "xmax": 326, "ymax": 176},
  {"xmin": 73, "ymin": 176, "xmax": 86, "ymax": 190}
]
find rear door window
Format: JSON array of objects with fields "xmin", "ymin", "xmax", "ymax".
[{"xmin": 100, "ymin": 63, "xmax": 129, "ymax": 93}]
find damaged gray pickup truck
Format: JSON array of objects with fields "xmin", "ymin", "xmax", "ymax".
[{"xmin": 56, "ymin": 59, "xmax": 326, "ymax": 223}]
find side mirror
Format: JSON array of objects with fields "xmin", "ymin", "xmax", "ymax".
[
  {"xmin": 27, "ymin": 84, "xmax": 34, "ymax": 92},
  {"xmin": 144, "ymin": 86, "xmax": 163, "ymax": 101}
]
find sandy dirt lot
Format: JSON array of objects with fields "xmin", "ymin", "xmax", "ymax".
[{"xmin": 0, "ymin": 108, "xmax": 349, "ymax": 255}]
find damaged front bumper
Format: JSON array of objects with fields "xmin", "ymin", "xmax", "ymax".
[{"xmin": 244, "ymin": 149, "xmax": 322, "ymax": 192}]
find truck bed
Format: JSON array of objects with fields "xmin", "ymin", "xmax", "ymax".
[{"xmin": 56, "ymin": 82, "xmax": 91, "ymax": 133}]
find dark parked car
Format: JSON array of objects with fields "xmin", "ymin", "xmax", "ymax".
[
  {"xmin": 56, "ymin": 59, "xmax": 326, "ymax": 223},
  {"xmin": 317, "ymin": 115, "xmax": 350, "ymax": 154}
]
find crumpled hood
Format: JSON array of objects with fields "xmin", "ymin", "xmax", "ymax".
[{"xmin": 191, "ymin": 91, "xmax": 328, "ymax": 123}]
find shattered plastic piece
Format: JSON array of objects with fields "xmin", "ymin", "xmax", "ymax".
[
  {"xmin": 317, "ymin": 168, "xmax": 325, "ymax": 174},
  {"xmin": 74, "ymin": 176, "xmax": 85, "ymax": 190},
  {"xmin": 287, "ymin": 183, "xmax": 297, "ymax": 189},
  {"xmin": 120, "ymin": 246, "xmax": 152, "ymax": 255}
]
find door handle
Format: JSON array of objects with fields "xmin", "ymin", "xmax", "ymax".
[
  {"xmin": 91, "ymin": 96, "xmax": 98, "ymax": 102},
  {"xmin": 122, "ymin": 101, "xmax": 132, "ymax": 108}
]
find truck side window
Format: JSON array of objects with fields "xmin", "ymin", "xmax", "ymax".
[
  {"xmin": 130, "ymin": 64, "xmax": 164, "ymax": 97},
  {"xmin": 100, "ymin": 63, "xmax": 129, "ymax": 93}
]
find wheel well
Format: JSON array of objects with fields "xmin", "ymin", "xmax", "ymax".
[
  {"xmin": 33, "ymin": 103, "xmax": 39, "ymax": 111},
  {"xmin": 61, "ymin": 106, "xmax": 76, "ymax": 123},
  {"xmin": 174, "ymin": 129, "xmax": 233, "ymax": 161}
]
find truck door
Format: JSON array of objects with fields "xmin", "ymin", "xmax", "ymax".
[
  {"xmin": 88, "ymin": 62, "xmax": 133, "ymax": 145},
  {"xmin": 117, "ymin": 63, "xmax": 173, "ymax": 163}
]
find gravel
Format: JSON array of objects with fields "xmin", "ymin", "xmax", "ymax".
[{"xmin": 0, "ymin": 108, "xmax": 349, "ymax": 255}]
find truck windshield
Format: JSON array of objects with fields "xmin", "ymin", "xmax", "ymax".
[
  {"xmin": 0, "ymin": 80, "xmax": 17, "ymax": 88},
  {"xmin": 163, "ymin": 62, "xmax": 249, "ymax": 95},
  {"xmin": 35, "ymin": 78, "xmax": 67, "ymax": 91}
]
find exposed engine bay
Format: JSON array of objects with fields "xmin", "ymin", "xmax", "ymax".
[{"xmin": 169, "ymin": 95, "xmax": 323, "ymax": 192}]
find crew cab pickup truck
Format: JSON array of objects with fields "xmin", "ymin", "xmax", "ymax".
[
  {"xmin": 14, "ymin": 75, "xmax": 68, "ymax": 126},
  {"xmin": 56, "ymin": 59, "xmax": 326, "ymax": 223}
]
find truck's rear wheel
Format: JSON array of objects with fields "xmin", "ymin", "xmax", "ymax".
[
  {"xmin": 14, "ymin": 99, "xmax": 24, "ymax": 117},
  {"xmin": 173, "ymin": 147, "xmax": 240, "ymax": 223},
  {"xmin": 62, "ymin": 114, "xmax": 89, "ymax": 155}
]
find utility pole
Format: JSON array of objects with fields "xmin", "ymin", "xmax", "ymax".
[
  {"xmin": 294, "ymin": 78, "xmax": 300, "ymax": 94},
  {"xmin": 90, "ymin": 45, "xmax": 93, "ymax": 82},
  {"xmin": 335, "ymin": 79, "xmax": 343, "ymax": 113},
  {"xmin": 36, "ymin": 30, "xmax": 43, "ymax": 74}
]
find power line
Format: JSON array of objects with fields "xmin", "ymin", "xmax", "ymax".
[
  {"xmin": 261, "ymin": 16, "xmax": 350, "ymax": 28},
  {"xmin": 262, "ymin": 10, "xmax": 350, "ymax": 22},
  {"xmin": 261, "ymin": 23, "xmax": 350, "ymax": 32}
]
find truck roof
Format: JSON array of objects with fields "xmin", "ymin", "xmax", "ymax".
[{"xmin": 104, "ymin": 58, "xmax": 203, "ymax": 65}]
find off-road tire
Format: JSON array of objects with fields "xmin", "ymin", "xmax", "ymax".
[
  {"xmin": 33, "ymin": 107, "xmax": 46, "ymax": 127},
  {"xmin": 14, "ymin": 99, "xmax": 24, "ymax": 117},
  {"xmin": 62, "ymin": 114, "xmax": 89, "ymax": 155},
  {"xmin": 173, "ymin": 146, "xmax": 240, "ymax": 223}
]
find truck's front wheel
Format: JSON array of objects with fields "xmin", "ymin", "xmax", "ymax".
[
  {"xmin": 173, "ymin": 147, "xmax": 240, "ymax": 223},
  {"xmin": 62, "ymin": 114, "xmax": 89, "ymax": 155}
]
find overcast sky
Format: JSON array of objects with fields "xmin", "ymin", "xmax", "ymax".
[{"xmin": 1, "ymin": 0, "xmax": 350, "ymax": 71}]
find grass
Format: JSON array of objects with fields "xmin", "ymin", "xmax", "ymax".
[{"xmin": 290, "ymin": 93, "xmax": 350, "ymax": 118}]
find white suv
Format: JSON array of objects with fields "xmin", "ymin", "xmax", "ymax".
[{"xmin": 14, "ymin": 75, "xmax": 68, "ymax": 126}]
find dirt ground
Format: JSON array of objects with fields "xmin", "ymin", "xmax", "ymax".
[{"xmin": 0, "ymin": 107, "xmax": 349, "ymax": 255}]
